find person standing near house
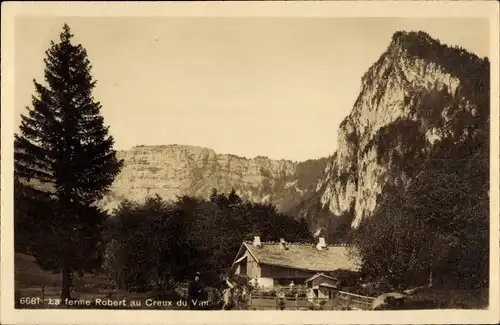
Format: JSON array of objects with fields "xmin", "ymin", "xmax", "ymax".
[
  {"xmin": 277, "ymin": 290, "xmax": 286, "ymax": 310},
  {"xmin": 289, "ymin": 280, "xmax": 295, "ymax": 293},
  {"xmin": 188, "ymin": 272, "xmax": 204, "ymax": 310},
  {"xmin": 220, "ymin": 277, "xmax": 235, "ymax": 310}
]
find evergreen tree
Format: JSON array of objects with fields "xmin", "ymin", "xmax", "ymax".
[
  {"xmin": 227, "ymin": 188, "xmax": 242, "ymax": 206},
  {"xmin": 210, "ymin": 188, "xmax": 218, "ymax": 203},
  {"xmin": 14, "ymin": 24, "xmax": 123, "ymax": 300}
]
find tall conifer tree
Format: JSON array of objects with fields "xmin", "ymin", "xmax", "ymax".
[{"xmin": 14, "ymin": 24, "xmax": 123, "ymax": 300}]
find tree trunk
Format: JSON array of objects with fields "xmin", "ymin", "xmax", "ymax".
[
  {"xmin": 117, "ymin": 270, "xmax": 124, "ymax": 290},
  {"xmin": 60, "ymin": 266, "xmax": 72, "ymax": 301}
]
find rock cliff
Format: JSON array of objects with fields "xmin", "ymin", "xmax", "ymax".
[
  {"xmin": 99, "ymin": 144, "xmax": 328, "ymax": 213},
  {"xmin": 314, "ymin": 31, "xmax": 489, "ymax": 228}
]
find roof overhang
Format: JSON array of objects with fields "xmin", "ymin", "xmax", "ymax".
[
  {"xmin": 259, "ymin": 262, "xmax": 343, "ymax": 273},
  {"xmin": 234, "ymin": 255, "xmax": 247, "ymax": 264},
  {"xmin": 319, "ymin": 283, "xmax": 338, "ymax": 289},
  {"xmin": 311, "ymin": 283, "xmax": 338, "ymax": 290}
]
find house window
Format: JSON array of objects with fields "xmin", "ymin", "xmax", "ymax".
[{"xmin": 275, "ymin": 278, "xmax": 289, "ymax": 286}]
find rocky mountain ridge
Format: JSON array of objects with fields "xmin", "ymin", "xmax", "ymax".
[{"xmin": 99, "ymin": 144, "xmax": 328, "ymax": 213}]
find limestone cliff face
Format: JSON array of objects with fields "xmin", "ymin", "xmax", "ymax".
[
  {"xmin": 99, "ymin": 144, "xmax": 327, "ymax": 212},
  {"xmin": 316, "ymin": 31, "xmax": 489, "ymax": 228}
]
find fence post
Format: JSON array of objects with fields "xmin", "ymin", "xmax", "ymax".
[
  {"xmin": 275, "ymin": 295, "xmax": 278, "ymax": 310},
  {"xmin": 295, "ymin": 294, "xmax": 298, "ymax": 310},
  {"xmin": 249, "ymin": 293, "xmax": 252, "ymax": 310}
]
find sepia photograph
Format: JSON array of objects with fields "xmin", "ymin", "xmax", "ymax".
[{"xmin": 1, "ymin": 1, "xmax": 499, "ymax": 325}]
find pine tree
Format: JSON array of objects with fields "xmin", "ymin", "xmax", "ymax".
[
  {"xmin": 227, "ymin": 188, "xmax": 242, "ymax": 206},
  {"xmin": 210, "ymin": 188, "xmax": 218, "ymax": 203},
  {"xmin": 14, "ymin": 24, "xmax": 123, "ymax": 300}
]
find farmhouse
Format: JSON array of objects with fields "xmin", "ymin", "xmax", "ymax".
[{"xmin": 231, "ymin": 236, "xmax": 361, "ymax": 288}]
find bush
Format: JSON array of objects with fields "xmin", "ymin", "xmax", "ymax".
[{"xmin": 256, "ymin": 289, "xmax": 277, "ymax": 297}]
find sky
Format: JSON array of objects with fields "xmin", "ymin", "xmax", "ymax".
[{"xmin": 14, "ymin": 17, "xmax": 489, "ymax": 162}]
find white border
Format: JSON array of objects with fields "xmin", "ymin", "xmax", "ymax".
[{"xmin": 1, "ymin": 1, "xmax": 499, "ymax": 325}]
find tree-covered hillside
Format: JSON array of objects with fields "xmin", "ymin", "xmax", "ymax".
[{"xmin": 102, "ymin": 189, "xmax": 312, "ymax": 292}]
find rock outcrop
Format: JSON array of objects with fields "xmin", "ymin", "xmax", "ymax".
[
  {"xmin": 315, "ymin": 31, "xmax": 489, "ymax": 228},
  {"xmin": 99, "ymin": 144, "xmax": 327, "ymax": 213}
]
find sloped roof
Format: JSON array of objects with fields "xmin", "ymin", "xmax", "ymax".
[
  {"xmin": 233, "ymin": 241, "xmax": 361, "ymax": 272},
  {"xmin": 305, "ymin": 272, "xmax": 337, "ymax": 283}
]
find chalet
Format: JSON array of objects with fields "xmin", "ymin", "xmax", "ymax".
[{"xmin": 231, "ymin": 236, "xmax": 361, "ymax": 289}]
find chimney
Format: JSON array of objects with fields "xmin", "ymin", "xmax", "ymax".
[
  {"xmin": 253, "ymin": 236, "xmax": 262, "ymax": 248},
  {"xmin": 279, "ymin": 238, "xmax": 288, "ymax": 250},
  {"xmin": 316, "ymin": 237, "xmax": 327, "ymax": 250}
]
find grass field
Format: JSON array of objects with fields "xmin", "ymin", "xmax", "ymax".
[
  {"xmin": 404, "ymin": 287, "xmax": 489, "ymax": 309},
  {"xmin": 15, "ymin": 253, "xmax": 108, "ymax": 296},
  {"xmin": 14, "ymin": 253, "xmax": 186, "ymax": 309}
]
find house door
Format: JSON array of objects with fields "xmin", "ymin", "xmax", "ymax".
[{"xmin": 240, "ymin": 260, "xmax": 247, "ymax": 275}]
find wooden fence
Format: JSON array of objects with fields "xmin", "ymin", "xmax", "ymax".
[
  {"xmin": 337, "ymin": 291, "xmax": 375, "ymax": 310},
  {"xmin": 248, "ymin": 291, "xmax": 375, "ymax": 311}
]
